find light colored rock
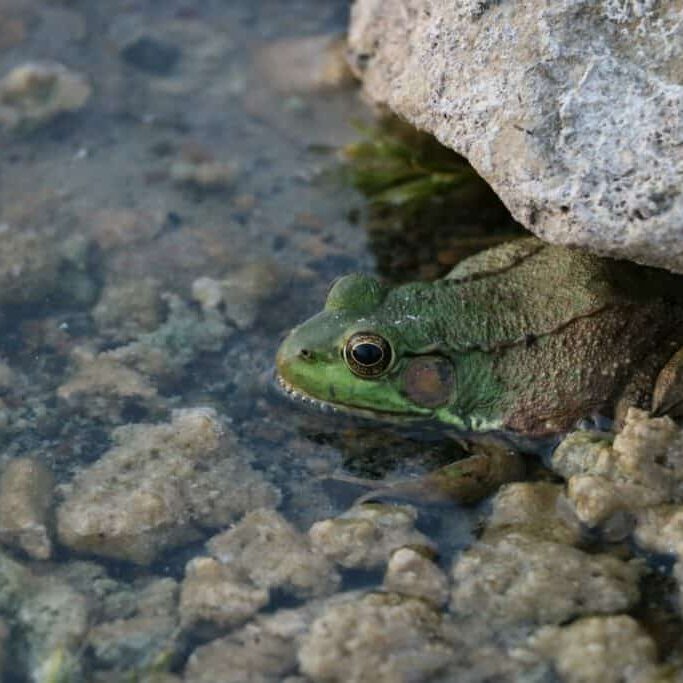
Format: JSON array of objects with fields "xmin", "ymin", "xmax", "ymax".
[
  {"xmin": 529, "ymin": 615, "xmax": 659, "ymax": 683},
  {"xmin": 451, "ymin": 532, "xmax": 642, "ymax": 625},
  {"xmin": 0, "ymin": 61, "xmax": 91, "ymax": 130},
  {"xmin": 207, "ymin": 509, "xmax": 340, "ymax": 599},
  {"xmin": 184, "ymin": 602, "xmax": 321, "ymax": 683},
  {"xmin": 348, "ymin": 0, "xmax": 683, "ymax": 273},
  {"xmin": 105, "ymin": 294, "xmax": 233, "ymax": 380},
  {"xmin": 170, "ymin": 160, "xmax": 238, "ymax": 189},
  {"xmin": 308, "ymin": 503, "xmax": 434, "ymax": 570},
  {"xmin": 57, "ymin": 346, "xmax": 159, "ymax": 419},
  {"xmin": 93, "ymin": 278, "xmax": 164, "ymax": 341},
  {"xmin": 19, "ymin": 577, "xmax": 89, "ymax": 682},
  {"xmin": 0, "ymin": 549, "xmax": 31, "ymax": 613},
  {"xmin": 87, "ymin": 615, "xmax": 178, "ymax": 671},
  {"xmin": 0, "ymin": 457, "xmax": 54, "ymax": 559},
  {"xmin": 89, "ymin": 208, "xmax": 163, "ymax": 251},
  {"xmin": 552, "ymin": 409, "xmax": 683, "ymax": 527},
  {"xmin": 255, "ymin": 34, "xmax": 355, "ymax": 93},
  {"xmin": 485, "ymin": 481, "xmax": 581, "ymax": 545},
  {"xmin": 383, "ymin": 547, "xmax": 449, "ymax": 606},
  {"xmin": 298, "ymin": 592, "xmax": 454, "ymax": 683},
  {"xmin": 0, "ymin": 225, "xmax": 61, "ymax": 306},
  {"xmin": 57, "ymin": 407, "xmax": 280, "ymax": 564},
  {"xmin": 192, "ymin": 262, "xmax": 284, "ymax": 331},
  {"xmin": 179, "ymin": 557, "xmax": 269, "ymax": 631}
]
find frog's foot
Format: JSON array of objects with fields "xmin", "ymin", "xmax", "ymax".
[
  {"xmin": 324, "ymin": 444, "xmax": 525, "ymax": 505},
  {"xmin": 652, "ymin": 347, "xmax": 683, "ymax": 418}
]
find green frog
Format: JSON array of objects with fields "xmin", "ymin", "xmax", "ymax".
[{"xmin": 276, "ymin": 238, "xmax": 683, "ymax": 501}]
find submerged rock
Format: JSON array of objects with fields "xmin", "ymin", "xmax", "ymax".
[
  {"xmin": 308, "ymin": 503, "xmax": 435, "ymax": 571},
  {"xmin": 19, "ymin": 576, "xmax": 89, "ymax": 683},
  {"xmin": 552, "ymin": 408, "xmax": 683, "ymax": 527},
  {"xmin": 207, "ymin": 509, "xmax": 340, "ymax": 599},
  {"xmin": 192, "ymin": 262, "xmax": 285, "ymax": 331},
  {"xmin": 57, "ymin": 408, "xmax": 280, "ymax": 564},
  {"xmin": 450, "ymin": 532, "xmax": 641, "ymax": 626},
  {"xmin": 528, "ymin": 615, "xmax": 659, "ymax": 683},
  {"xmin": 382, "ymin": 547, "xmax": 449, "ymax": 607},
  {"xmin": 254, "ymin": 34, "xmax": 355, "ymax": 94},
  {"xmin": 93, "ymin": 278, "xmax": 164, "ymax": 342},
  {"xmin": 0, "ymin": 457, "xmax": 54, "ymax": 560},
  {"xmin": 485, "ymin": 481, "xmax": 581, "ymax": 545},
  {"xmin": 298, "ymin": 592, "xmax": 454, "ymax": 682},
  {"xmin": 0, "ymin": 225, "xmax": 61, "ymax": 306},
  {"xmin": 179, "ymin": 557, "xmax": 269, "ymax": 632},
  {"xmin": 0, "ymin": 61, "xmax": 90, "ymax": 131},
  {"xmin": 184, "ymin": 601, "xmax": 323, "ymax": 683},
  {"xmin": 348, "ymin": 0, "xmax": 683, "ymax": 273}
]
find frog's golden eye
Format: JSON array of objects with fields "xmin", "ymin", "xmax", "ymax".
[{"xmin": 344, "ymin": 333, "xmax": 392, "ymax": 378}]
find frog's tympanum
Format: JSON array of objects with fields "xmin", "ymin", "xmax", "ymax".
[{"xmin": 276, "ymin": 238, "xmax": 683, "ymax": 501}]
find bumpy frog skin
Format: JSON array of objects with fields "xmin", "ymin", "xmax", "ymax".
[{"xmin": 277, "ymin": 238, "xmax": 683, "ymax": 439}]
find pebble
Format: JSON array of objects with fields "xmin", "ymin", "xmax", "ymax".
[{"xmin": 0, "ymin": 457, "xmax": 54, "ymax": 560}]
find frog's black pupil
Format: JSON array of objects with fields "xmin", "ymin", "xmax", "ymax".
[{"xmin": 352, "ymin": 343, "xmax": 383, "ymax": 366}]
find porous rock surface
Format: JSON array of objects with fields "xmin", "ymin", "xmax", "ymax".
[
  {"xmin": 348, "ymin": 0, "xmax": 683, "ymax": 272},
  {"xmin": 57, "ymin": 408, "xmax": 280, "ymax": 564}
]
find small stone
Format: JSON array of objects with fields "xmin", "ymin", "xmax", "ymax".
[
  {"xmin": 179, "ymin": 557, "xmax": 268, "ymax": 631},
  {"xmin": 485, "ymin": 481, "xmax": 581, "ymax": 545},
  {"xmin": 255, "ymin": 34, "xmax": 355, "ymax": 93},
  {"xmin": 121, "ymin": 36, "xmax": 181, "ymax": 76},
  {"xmin": 552, "ymin": 409, "xmax": 683, "ymax": 527},
  {"xmin": 0, "ymin": 457, "xmax": 54, "ymax": 560},
  {"xmin": 57, "ymin": 346, "xmax": 159, "ymax": 420},
  {"xmin": 19, "ymin": 577, "xmax": 89, "ymax": 682},
  {"xmin": 0, "ymin": 361, "xmax": 15, "ymax": 391},
  {"xmin": 451, "ymin": 532, "xmax": 642, "ymax": 626},
  {"xmin": 88, "ymin": 615, "xmax": 178, "ymax": 670},
  {"xmin": 529, "ymin": 615, "xmax": 658, "ymax": 683},
  {"xmin": 170, "ymin": 160, "xmax": 238, "ymax": 190},
  {"xmin": 309, "ymin": 503, "xmax": 435, "ymax": 570},
  {"xmin": 57, "ymin": 408, "xmax": 280, "ymax": 564},
  {"xmin": 0, "ymin": 226, "xmax": 61, "ymax": 306},
  {"xmin": 298, "ymin": 592, "xmax": 454, "ymax": 682},
  {"xmin": 383, "ymin": 547, "xmax": 449, "ymax": 606},
  {"xmin": 0, "ymin": 61, "xmax": 91, "ymax": 130},
  {"xmin": 207, "ymin": 509, "xmax": 340, "ymax": 599},
  {"xmin": 93, "ymin": 278, "xmax": 164, "ymax": 342},
  {"xmin": 184, "ymin": 602, "xmax": 320, "ymax": 683},
  {"xmin": 192, "ymin": 262, "xmax": 283, "ymax": 331},
  {"xmin": 90, "ymin": 209, "xmax": 163, "ymax": 251}
]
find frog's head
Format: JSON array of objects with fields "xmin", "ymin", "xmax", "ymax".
[{"xmin": 276, "ymin": 274, "xmax": 455, "ymax": 422}]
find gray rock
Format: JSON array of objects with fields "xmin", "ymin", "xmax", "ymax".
[
  {"xmin": 348, "ymin": 0, "xmax": 683, "ymax": 272},
  {"xmin": 207, "ymin": 509, "xmax": 340, "ymax": 599},
  {"xmin": 0, "ymin": 457, "xmax": 54, "ymax": 560},
  {"xmin": 57, "ymin": 408, "xmax": 280, "ymax": 565}
]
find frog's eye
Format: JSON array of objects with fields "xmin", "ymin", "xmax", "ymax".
[{"xmin": 343, "ymin": 332, "xmax": 393, "ymax": 378}]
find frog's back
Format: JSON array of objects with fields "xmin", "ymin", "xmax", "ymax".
[{"xmin": 429, "ymin": 237, "xmax": 683, "ymax": 354}]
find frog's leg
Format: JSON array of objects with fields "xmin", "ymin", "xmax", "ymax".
[
  {"xmin": 652, "ymin": 347, "xmax": 683, "ymax": 418},
  {"xmin": 326, "ymin": 440, "xmax": 525, "ymax": 505}
]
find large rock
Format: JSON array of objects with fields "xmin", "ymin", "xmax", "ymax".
[{"xmin": 348, "ymin": 0, "xmax": 683, "ymax": 272}]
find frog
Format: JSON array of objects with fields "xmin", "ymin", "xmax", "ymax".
[{"xmin": 276, "ymin": 237, "xmax": 683, "ymax": 502}]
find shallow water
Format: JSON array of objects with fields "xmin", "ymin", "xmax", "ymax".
[{"xmin": 1, "ymin": 1, "xmax": 681, "ymax": 681}]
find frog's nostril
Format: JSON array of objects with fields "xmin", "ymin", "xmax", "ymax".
[{"xmin": 299, "ymin": 349, "xmax": 312, "ymax": 360}]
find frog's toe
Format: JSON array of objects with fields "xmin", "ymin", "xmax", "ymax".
[{"xmin": 652, "ymin": 347, "xmax": 683, "ymax": 418}]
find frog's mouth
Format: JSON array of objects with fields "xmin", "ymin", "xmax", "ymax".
[{"xmin": 274, "ymin": 373, "xmax": 425, "ymax": 422}]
